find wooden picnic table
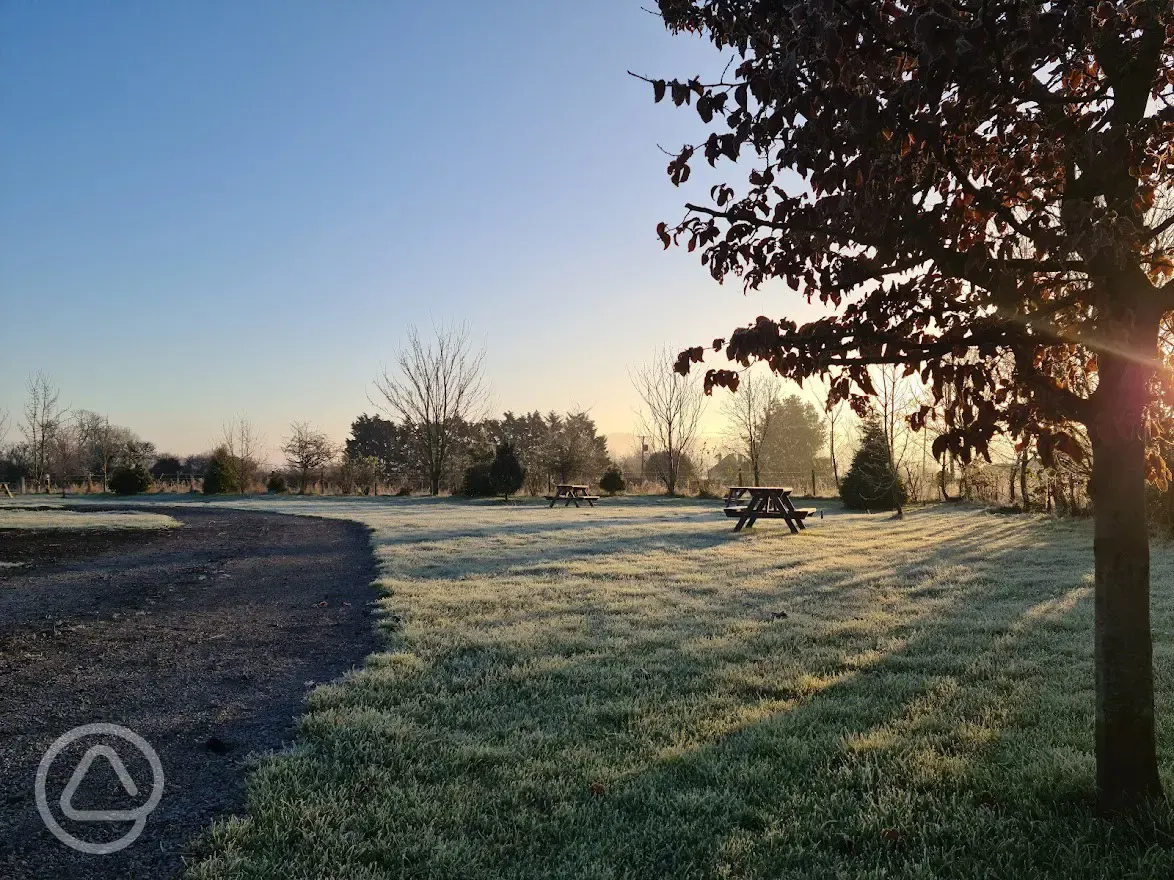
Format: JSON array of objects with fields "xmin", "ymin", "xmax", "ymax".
[
  {"xmin": 545, "ymin": 484, "xmax": 600, "ymax": 508},
  {"xmin": 723, "ymin": 486, "xmax": 816, "ymax": 533}
]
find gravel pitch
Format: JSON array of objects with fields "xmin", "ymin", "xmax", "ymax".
[{"xmin": 0, "ymin": 506, "xmax": 381, "ymax": 879}]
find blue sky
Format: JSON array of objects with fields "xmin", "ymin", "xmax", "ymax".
[{"xmin": 0, "ymin": 1, "xmax": 817, "ymax": 460}]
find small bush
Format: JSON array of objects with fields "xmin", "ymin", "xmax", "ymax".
[
  {"xmin": 109, "ymin": 464, "xmax": 153, "ymax": 496},
  {"xmin": 840, "ymin": 414, "xmax": 907, "ymax": 511},
  {"xmin": 460, "ymin": 459, "xmax": 496, "ymax": 497},
  {"xmin": 489, "ymin": 443, "xmax": 526, "ymax": 498},
  {"xmin": 266, "ymin": 472, "xmax": 288, "ymax": 494},
  {"xmin": 395, "ymin": 486, "xmax": 412, "ymax": 497},
  {"xmin": 599, "ymin": 464, "xmax": 625, "ymax": 496}
]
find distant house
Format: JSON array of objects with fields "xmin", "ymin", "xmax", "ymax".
[{"xmin": 708, "ymin": 453, "xmax": 750, "ymax": 486}]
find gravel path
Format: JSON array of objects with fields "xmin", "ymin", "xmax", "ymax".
[{"xmin": 0, "ymin": 507, "xmax": 381, "ymax": 879}]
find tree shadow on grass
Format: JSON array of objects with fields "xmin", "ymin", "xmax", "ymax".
[{"xmin": 291, "ymin": 510, "xmax": 1174, "ymax": 879}]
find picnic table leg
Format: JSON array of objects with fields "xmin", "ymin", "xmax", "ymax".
[
  {"xmin": 781, "ymin": 494, "xmax": 804, "ymax": 532},
  {"xmin": 744, "ymin": 495, "xmax": 768, "ymax": 530},
  {"xmin": 549, "ymin": 496, "xmax": 557, "ymax": 508},
  {"xmin": 734, "ymin": 509, "xmax": 751, "ymax": 531}
]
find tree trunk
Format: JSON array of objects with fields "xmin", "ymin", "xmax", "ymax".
[
  {"xmin": 1090, "ymin": 355, "xmax": 1163, "ymax": 812},
  {"xmin": 1020, "ymin": 455, "xmax": 1029, "ymax": 513}
]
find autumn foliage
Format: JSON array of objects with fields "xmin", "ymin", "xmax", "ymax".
[{"xmin": 644, "ymin": 0, "xmax": 1174, "ymax": 810}]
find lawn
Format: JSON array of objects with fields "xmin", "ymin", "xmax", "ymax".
[
  {"xmin": 0, "ymin": 507, "xmax": 179, "ymax": 530},
  {"xmin": 168, "ymin": 498, "xmax": 1173, "ymax": 879}
]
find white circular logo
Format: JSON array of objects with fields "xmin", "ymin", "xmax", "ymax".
[{"xmin": 35, "ymin": 723, "xmax": 165, "ymax": 855}]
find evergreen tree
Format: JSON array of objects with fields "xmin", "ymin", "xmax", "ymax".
[
  {"xmin": 840, "ymin": 415, "xmax": 906, "ymax": 511},
  {"xmin": 599, "ymin": 464, "xmax": 625, "ymax": 496},
  {"xmin": 202, "ymin": 446, "xmax": 239, "ymax": 495},
  {"xmin": 489, "ymin": 442, "xmax": 525, "ymax": 499}
]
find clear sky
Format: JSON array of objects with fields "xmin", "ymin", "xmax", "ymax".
[{"xmin": 0, "ymin": 1, "xmax": 819, "ymax": 461}]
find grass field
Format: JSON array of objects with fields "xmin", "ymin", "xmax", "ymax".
[
  {"xmin": 0, "ymin": 507, "xmax": 179, "ymax": 530},
  {"xmin": 124, "ymin": 497, "xmax": 1171, "ymax": 878}
]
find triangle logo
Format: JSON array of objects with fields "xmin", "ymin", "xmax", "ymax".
[{"xmin": 59, "ymin": 745, "xmax": 142, "ymax": 822}]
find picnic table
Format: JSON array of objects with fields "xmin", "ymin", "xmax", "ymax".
[
  {"xmin": 545, "ymin": 484, "xmax": 600, "ymax": 508},
  {"xmin": 723, "ymin": 486, "xmax": 816, "ymax": 533}
]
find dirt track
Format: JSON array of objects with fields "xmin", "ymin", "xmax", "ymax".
[{"xmin": 0, "ymin": 506, "xmax": 381, "ymax": 879}]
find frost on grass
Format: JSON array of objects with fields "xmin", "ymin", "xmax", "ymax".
[
  {"xmin": 0, "ymin": 509, "xmax": 180, "ymax": 530},
  {"xmin": 186, "ymin": 497, "xmax": 1174, "ymax": 880}
]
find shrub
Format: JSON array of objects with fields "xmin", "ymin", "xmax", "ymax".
[
  {"xmin": 395, "ymin": 486, "xmax": 412, "ymax": 497},
  {"xmin": 150, "ymin": 455, "xmax": 183, "ymax": 480},
  {"xmin": 266, "ymin": 471, "xmax": 288, "ymax": 494},
  {"xmin": 460, "ymin": 459, "xmax": 496, "ymax": 497},
  {"xmin": 489, "ymin": 443, "xmax": 526, "ymax": 498},
  {"xmin": 202, "ymin": 446, "xmax": 239, "ymax": 495},
  {"xmin": 109, "ymin": 464, "xmax": 153, "ymax": 496},
  {"xmin": 840, "ymin": 414, "xmax": 907, "ymax": 511},
  {"xmin": 599, "ymin": 464, "xmax": 625, "ymax": 496}
]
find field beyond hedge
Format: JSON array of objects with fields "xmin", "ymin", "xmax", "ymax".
[{"xmin": 169, "ymin": 498, "xmax": 1174, "ymax": 879}]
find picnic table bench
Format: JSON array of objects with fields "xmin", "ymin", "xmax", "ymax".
[
  {"xmin": 723, "ymin": 486, "xmax": 816, "ymax": 533},
  {"xmin": 545, "ymin": 484, "xmax": 600, "ymax": 508}
]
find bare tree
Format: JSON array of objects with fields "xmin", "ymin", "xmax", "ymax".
[
  {"xmin": 722, "ymin": 370, "xmax": 779, "ymax": 486},
  {"xmin": 373, "ymin": 323, "xmax": 488, "ymax": 496},
  {"xmin": 73, "ymin": 411, "xmax": 118, "ymax": 492},
  {"xmin": 631, "ymin": 347, "xmax": 706, "ymax": 495},
  {"xmin": 805, "ymin": 381, "xmax": 848, "ymax": 489},
  {"xmin": 21, "ymin": 372, "xmax": 67, "ymax": 489},
  {"xmin": 221, "ymin": 416, "xmax": 264, "ymax": 493},
  {"xmin": 282, "ymin": 422, "xmax": 336, "ymax": 494},
  {"xmin": 872, "ymin": 365, "xmax": 923, "ymax": 517}
]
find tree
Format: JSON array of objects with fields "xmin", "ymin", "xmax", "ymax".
[
  {"xmin": 282, "ymin": 422, "xmax": 336, "ymax": 494},
  {"xmin": 486, "ymin": 410, "xmax": 551, "ymax": 495},
  {"xmin": 121, "ymin": 436, "xmax": 156, "ymax": 471},
  {"xmin": 489, "ymin": 442, "xmax": 526, "ymax": 498},
  {"xmin": 647, "ymin": 1, "xmax": 1174, "ymax": 809},
  {"xmin": 151, "ymin": 456, "xmax": 184, "ymax": 480},
  {"xmin": 202, "ymin": 446, "xmax": 238, "ymax": 495},
  {"xmin": 600, "ymin": 463, "xmax": 626, "ymax": 496},
  {"xmin": 73, "ymin": 411, "xmax": 117, "ymax": 492},
  {"xmin": 806, "ymin": 385, "xmax": 849, "ymax": 490},
  {"xmin": 544, "ymin": 410, "xmax": 611, "ymax": 487},
  {"xmin": 373, "ymin": 323, "xmax": 488, "ymax": 496},
  {"xmin": 721, "ymin": 370, "xmax": 780, "ymax": 485},
  {"xmin": 759, "ymin": 395, "xmax": 826, "ymax": 483},
  {"xmin": 645, "ymin": 449, "xmax": 696, "ymax": 491},
  {"xmin": 840, "ymin": 413, "xmax": 908, "ymax": 512},
  {"xmin": 221, "ymin": 417, "xmax": 263, "ymax": 493},
  {"xmin": 21, "ymin": 372, "xmax": 66, "ymax": 488},
  {"xmin": 346, "ymin": 413, "xmax": 422, "ymax": 489},
  {"xmin": 631, "ymin": 347, "xmax": 706, "ymax": 495},
  {"xmin": 459, "ymin": 456, "xmax": 496, "ymax": 497}
]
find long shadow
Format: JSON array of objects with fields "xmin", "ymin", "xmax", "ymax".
[{"xmin": 272, "ymin": 508, "xmax": 1174, "ymax": 878}]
